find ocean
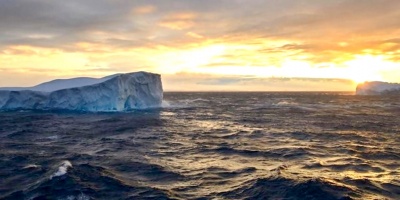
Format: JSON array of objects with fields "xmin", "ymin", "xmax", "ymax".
[{"xmin": 0, "ymin": 92, "xmax": 399, "ymax": 200}]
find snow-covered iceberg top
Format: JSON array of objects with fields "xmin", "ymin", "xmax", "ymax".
[
  {"xmin": 356, "ymin": 81, "xmax": 400, "ymax": 95},
  {"xmin": 0, "ymin": 71, "xmax": 163, "ymax": 111}
]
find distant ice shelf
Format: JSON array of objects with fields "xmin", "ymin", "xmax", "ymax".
[
  {"xmin": 0, "ymin": 72, "xmax": 163, "ymax": 111},
  {"xmin": 356, "ymin": 81, "xmax": 400, "ymax": 95}
]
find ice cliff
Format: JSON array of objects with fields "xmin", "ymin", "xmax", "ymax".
[
  {"xmin": 0, "ymin": 72, "xmax": 163, "ymax": 111},
  {"xmin": 356, "ymin": 81, "xmax": 400, "ymax": 95}
]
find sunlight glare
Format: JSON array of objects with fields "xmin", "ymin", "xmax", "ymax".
[
  {"xmin": 344, "ymin": 55, "xmax": 386, "ymax": 83},
  {"xmin": 155, "ymin": 45, "xmax": 226, "ymax": 74}
]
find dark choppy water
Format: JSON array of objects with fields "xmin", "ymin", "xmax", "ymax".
[{"xmin": 1, "ymin": 92, "xmax": 399, "ymax": 200}]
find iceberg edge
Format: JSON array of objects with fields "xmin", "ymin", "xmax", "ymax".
[
  {"xmin": 356, "ymin": 81, "xmax": 400, "ymax": 95},
  {"xmin": 0, "ymin": 72, "xmax": 163, "ymax": 111}
]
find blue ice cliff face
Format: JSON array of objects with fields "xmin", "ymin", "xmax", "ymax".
[{"xmin": 0, "ymin": 72, "xmax": 163, "ymax": 111}]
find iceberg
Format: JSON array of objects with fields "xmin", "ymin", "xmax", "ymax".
[
  {"xmin": 356, "ymin": 81, "xmax": 400, "ymax": 95},
  {"xmin": 0, "ymin": 72, "xmax": 163, "ymax": 111}
]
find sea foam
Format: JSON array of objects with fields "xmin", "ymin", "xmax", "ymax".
[{"xmin": 51, "ymin": 161, "xmax": 72, "ymax": 179}]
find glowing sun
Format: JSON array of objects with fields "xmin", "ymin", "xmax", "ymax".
[{"xmin": 344, "ymin": 55, "xmax": 387, "ymax": 84}]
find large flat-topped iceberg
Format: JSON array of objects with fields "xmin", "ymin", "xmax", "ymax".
[
  {"xmin": 0, "ymin": 72, "xmax": 163, "ymax": 111},
  {"xmin": 356, "ymin": 81, "xmax": 400, "ymax": 95}
]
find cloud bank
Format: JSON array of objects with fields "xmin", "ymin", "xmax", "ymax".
[{"xmin": 0, "ymin": 0, "xmax": 399, "ymax": 90}]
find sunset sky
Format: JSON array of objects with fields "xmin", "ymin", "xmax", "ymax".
[{"xmin": 1, "ymin": 0, "xmax": 400, "ymax": 91}]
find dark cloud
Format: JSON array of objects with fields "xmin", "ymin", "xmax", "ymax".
[
  {"xmin": 0, "ymin": 0, "xmax": 399, "ymax": 63},
  {"xmin": 0, "ymin": 0, "xmax": 136, "ymax": 32},
  {"xmin": 0, "ymin": 0, "xmax": 149, "ymax": 49}
]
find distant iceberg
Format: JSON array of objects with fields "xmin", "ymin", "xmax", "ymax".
[
  {"xmin": 356, "ymin": 81, "xmax": 400, "ymax": 95},
  {"xmin": 0, "ymin": 72, "xmax": 163, "ymax": 111}
]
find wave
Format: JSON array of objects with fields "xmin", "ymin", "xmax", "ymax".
[
  {"xmin": 210, "ymin": 146, "xmax": 314, "ymax": 159},
  {"xmin": 217, "ymin": 176, "xmax": 356, "ymax": 200},
  {"xmin": 162, "ymin": 98, "xmax": 212, "ymax": 109},
  {"xmin": 2, "ymin": 163, "xmax": 173, "ymax": 200},
  {"xmin": 50, "ymin": 160, "xmax": 72, "ymax": 179},
  {"xmin": 303, "ymin": 161, "xmax": 385, "ymax": 173},
  {"xmin": 1, "ymin": 92, "xmax": 399, "ymax": 199}
]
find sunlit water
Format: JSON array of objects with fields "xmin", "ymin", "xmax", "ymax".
[{"xmin": 0, "ymin": 92, "xmax": 399, "ymax": 200}]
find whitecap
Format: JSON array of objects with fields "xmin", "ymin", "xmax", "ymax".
[
  {"xmin": 22, "ymin": 164, "xmax": 40, "ymax": 169},
  {"xmin": 64, "ymin": 193, "xmax": 90, "ymax": 200},
  {"xmin": 51, "ymin": 161, "xmax": 72, "ymax": 179},
  {"xmin": 47, "ymin": 135, "xmax": 58, "ymax": 140},
  {"xmin": 273, "ymin": 100, "xmax": 298, "ymax": 106}
]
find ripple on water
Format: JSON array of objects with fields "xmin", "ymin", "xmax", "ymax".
[{"xmin": 0, "ymin": 92, "xmax": 399, "ymax": 199}]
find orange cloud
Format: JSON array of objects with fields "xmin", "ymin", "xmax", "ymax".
[
  {"xmin": 186, "ymin": 32, "xmax": 204, "ymax": 39},
  {"xmin": 159, "ymin": 12, "xmax": 197, "ymax": 30},
  {"xmin": 132, "ymin": 5, "xmax": 156, "ymax": 15},
  {"xmin": 1, "ymin": 1, "xmax": 400, "ymax": 90}
]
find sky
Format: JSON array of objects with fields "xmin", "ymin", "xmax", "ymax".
[{"xmin": 1, "ymin": 0, "xmax": 400, "ymax": 91}]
